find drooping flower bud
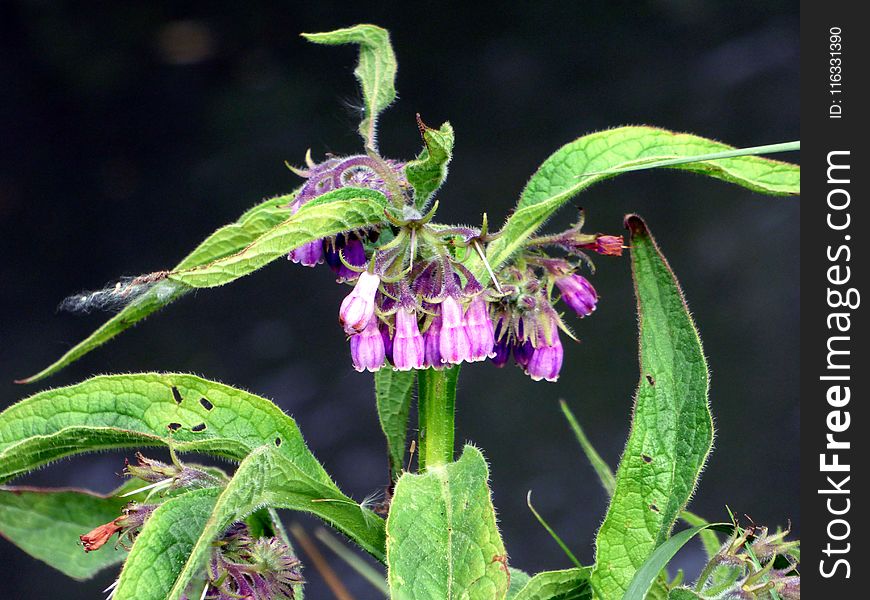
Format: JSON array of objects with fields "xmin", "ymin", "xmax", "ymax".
[
  {"xmin": 392, "ymin": 307, "xmax": 424, "ymax": 370},
  {"xmin": 584, "ymin": 234, "xmax": 624, "ymax": 256},
  {"xmin": 288, "ymin": 240, "xmax": 324, "ymax": 267},
  {"xmin": 339, "ymin": 271, "xmax": 380, "ymax": 335},
  {"xmin": 514, "ymin": 340, "xmax": 534, "ymax": 368},
  {"xmin": 555, "ymin": 274, "xmax": 598, "ymax": 317},
  {"xmin": 439, "ymin": 295, "xmax": 471, "ymax": 365},
  {"xmin": 491, "ymin": 339, "xmax": 511, "ymax": 367},
  {"xmin": 80, "ymin": 520, "xmax": 122, "ymax": 552},
  {"xmin": 423, "ymin": 308, "xmax": 445, "ymax": 369},
  {"xmin": 464, "ymin": 296, "xmax": 495, "ymax": 362},
  {"xmin": 350, "ymin": 315, "xmax": 386, "ymax": 372},
  {"xmin": 380, "ymin": 321, "xmax": 394, "ymax": 365},
  {"xmin": 525, "ymin": 314, "xmax": 564, "ymax": 382}
]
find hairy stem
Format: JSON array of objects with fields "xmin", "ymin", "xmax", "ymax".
[{"xmin": 417, "ymin": 367, "xmax": 460, "ymax": 470}]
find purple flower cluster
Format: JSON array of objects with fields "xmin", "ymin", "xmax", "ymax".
[{"xmin": 285, "ymin": 152, "xmax": 621, "ymax": 383}]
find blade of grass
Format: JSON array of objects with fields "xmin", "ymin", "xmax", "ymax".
[
  {"xmin": 559, "ymin": 399, "xmax": 616, "ymax": 495},
  {"xmin": 315, "ymin": 528, "xmax": 388, "ymax": 596},
  {"xmin": 526, "ymin": 491, "xmax": 583, "ymax": 569}
]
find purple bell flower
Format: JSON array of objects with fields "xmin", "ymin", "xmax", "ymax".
[
  {"xmin": 491, "ymin": 339, "xmax": 511, "ymax": 367},
  {"xmin": 380, "ymin": 321, "xmax": 394, "ymax": 365},
  {"xmin": 555, "ymin": 274, "xmax": 598, "ymax": 317},
  {"xmin": 350, "ymin": 316, "xmax": 386, "ymax": 372},
  {"xmin": 525, "ymin": 319, "xmax": 564, "ymax": 382},
  {"xmin": 464, "ymin": 296, "xmax": 495, "ymax": 362},
  {"xmin": 439, "ymin": 295, "xmax": 471, "ymax": 365},
  {"xmin": 326, "ymin": 234, "xmax": 367, "ymax": 281},
  {"xmin": 393, "ymin": 307, "xmax": 424, "ymax": 370},
  {"xmin": 288, "ymin": 239, "xmax": 324, "ymax": 267},
  {"xmin": 514, "ymin": 339, "xmax": 534, "ymax": 368},
  {"xmin": 423, "ymin": 308, "xmax": 445, "ymax": 369},
  {"xmin": 338, "ymin": 271, "xmax": 380, "ymax": 335}
]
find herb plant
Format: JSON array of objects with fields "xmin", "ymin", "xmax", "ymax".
[{"xmin": 0, "ymin": 25, "xmax": 800, "ymax": 600}]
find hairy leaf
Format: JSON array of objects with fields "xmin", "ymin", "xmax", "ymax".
[
  {"xmin": 113, "ymin": 488, "xmax": 221, "ymax": 600},
  {"xmin": 166, "ymin": 445, "xmax": 385, "ymax": 600},
  {"xmin": 508, "ymin": 568, "xmax": 593, "ymax": 600},
  {"xmin": 590, "ymin": 216, "xmax": 713, "ymax": 598},
  {"xmin": 621, "ymin": 524, "xmax": 731, "ymax": 600},
  {"xmin": 0, "ymin": 373, "xmax": 331, "ymax": 485},
  {"xmin": 374, "ymin": 369, "xmax": 416, "ymax": 479},
  {"xmin": 0, "ymin": 484, "xmax": 137, "ymax": 580},
  {"xmin": 405, "ymin": 119, "xmax": 455, "ymax": 209},
  {"xmin": 473, "ymin": 127, "xmax": 799, "ymax": 282},
  {"xmin": 303, "ymin": 25, "xmax": 397, "ymax": 148},
  {"xmin": 386, "ymin": 445, "xmax": 508, "ymax": 599},
  {"xmin": 20, "ymin": 195, "xmax": 293, "ymax": 384},
  {"xmin": 668, "ymin": 589, "xmax": 705, "ymax": 600},
  {"xmin": 169, "ymin": 188, "xmax": 388, "ymax": 288}
]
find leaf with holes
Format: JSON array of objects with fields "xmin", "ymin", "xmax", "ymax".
[
  {"xmin": 0, "ymin": 373, "xmax": 331, "ymax": 485},
  {"xmin": 303, "ymin": 24, "xmax": 397, "ymax": 148},
  {"xmin": 20, "ymin": 194, "xmax": 293, "ymax": 384},
  {"xmin": 386, "ymin": 445, "xmax": 509, "ymax": 599},
  {"xmin": 162, "ymin": 444, "xmax": 385, "ymax": 600},
  {"xmin": 590, "ymin": 216, "xmax": 714, "ymax": 598}
]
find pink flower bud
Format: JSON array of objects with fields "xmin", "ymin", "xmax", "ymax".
[
  {"xmin": 464, "ymin": 296, "xmax": 495, "ymax": 362},
  {"xmin": 393, "ymin": 308, "xmax": 424, "ymax": 370},
  {"xmin": 350, "ymin": 315, "xmax": 386, "ymax": 372},
  {"xmin": 439, "ymin": 295, "xmax": 471, "ymax": 365},
  {"xmin": 338, "ymin": 271, "xmax": 380, "ymax": 335}
]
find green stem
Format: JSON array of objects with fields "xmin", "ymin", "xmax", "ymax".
[{"xmin": 417, "ymin": 367, "xmax": 460, "ymax": 470}]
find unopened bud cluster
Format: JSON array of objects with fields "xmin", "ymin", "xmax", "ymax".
[{"xmin": 288, "ymin": 152, "xmax": 623, "ymax": 382}]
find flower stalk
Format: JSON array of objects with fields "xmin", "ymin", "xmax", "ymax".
[{"xmin": 417, "ymin": 366, "xmax": 460, "ymax": 471}]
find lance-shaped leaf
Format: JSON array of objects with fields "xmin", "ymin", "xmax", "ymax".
[
  {"xmin": 0, "ymin": 484, "xmax": 137, "ymax": 580},
  {"xmin": 169, "ymin": 188, "xmax": 388, "ymax": 288},
  {"xmin": 20, "ymin": 195, "xmax": 293, "ymax": 384},
  {"xmin": 507, "ymin": 568, "xmax": 593, "ymax": 600},
  {"xmin": 471, "ymin": 127, "xmax": 799, "ymax": 282},
  {"xmin": 113, "ymin": 488, "xmax": 221, "ymax": 600},
  {"xmin": 0, "ymin": 373, "xmax": 332, "ymax": 485},
  {"xmin": 405, "ymin": 119, "xmax": 455, "ymax": 209},
  {"xmin": 621, "ymin": 524, "xmax": 732, "ymax": 600},
  {"xmin": 386, "ymin": 445, "xmax": 509, "ymax": 599},
  {"xmin": 303, "ymin": 24, "xmax": 397, "ymax": 149},
  {"xmin": 590, "ymin": 216, "xmax": 714, "ymax": 598},
  {"xmin": 374, "ymin": 369, "xmax": 416, "ymax": 480},
  {"xmin": 163, "ymin": 445, "xmax": 385, "ymax": 600}
]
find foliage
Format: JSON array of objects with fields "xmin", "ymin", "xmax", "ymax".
[{"xmin": 2, "ymin": 23, "xmax": 799, "ymax": 600}]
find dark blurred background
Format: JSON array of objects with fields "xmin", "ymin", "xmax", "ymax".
[{"xmin": 0, "ymin": 1, "xmax": 799, "ymax": 598}]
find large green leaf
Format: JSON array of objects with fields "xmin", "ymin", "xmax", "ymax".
[
  {"xmin": 0, "ymin": 373, "xmax": 331, "ymax": 485},
  {"xmin": 0, "ymin": 484, "xmax": 136, "ymax": 580},
  {"xmin": 508, "ymin": 568, "xmax": 593, "ymax": 600},
  {"xmin": 303, "ymin": 24, "xmax": 397, "ymax": 148},
  {"xmin": 405, "ymin": 120, "xmax": 455, "ymax": 209},
  {"xmin": 168, "ymin": 188, "xmax": 388, "ymax": 288},
  {"xmin": 113, "ymin": 488, "xmax": 221, "ymax": 600},
  {"xmin": 374, "ymin": 369, "xmax": 416, "ymax": 479},
  {"xmin": 164, "ymin": 445, "xmax": 386, "ymax": 600},
  {"xmin": 19, "ymin": 195, "xmax": 293, "ymax": 384},
  {"xmin": 472, "ymin": 127, "xmax": 799, "ymax": 282},
  {"xmin": 386, "ymin": 445, "xmax": 509, "ymax": 599},
  {"xmin": 590, "ymin": 216, "xmax": 713, "ymax": 598}
]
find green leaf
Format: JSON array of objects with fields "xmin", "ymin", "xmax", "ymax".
[
  {"xmin": 168, "ymin": 188, "xmax": 389, "ymax": 288},
  {"xmin": 508, "ymin": 568, "xmax": 593, "ymax": 600},
  {"xmin": 165, "ymin": 445, "xmax": 385, "ymax": 600},
  {"xmin": 621, "ymin": 524, "xmax": 732, "ymax": 600},
  {"xmin": 590, "ymin": 216, "xmax": 714, "ymax": 598},
  {"xmin": 473, "ymin": 126, "xmax": 800, "ymax": 282},
  {"xmin": 560, "ymin": 400, "xmax": 616, "ymax": 496},
  {"xmin": 303, "ymin": 24, "xmax": 397, "ymax": 149},
  {"xmin": 405, "ymin": 119, "xmax": 455, "ymax": 209},
  {"xmin": 386, "ymin": 445, "xmax": 509, "ymax": 599},
  {"xmin": 507, "ymin": 568, "xmax": 533, "ymax": 598},
  {"xmin": 19, "ymin": 195, "xmax": 293, "ymax": 384},
  {"xmin": 113, "ymin": 488, "xmax": 221, "ymax": 600},
  {"xmin": 679, "ymin": 511, "xmax": 721, "ymax": 562},
  {"xmin": 0, "ymin": 484, "xmax": 135, "ymax": 580},
  {"xmin": 668, "ymin": 589, "xmax": 705, "ymax": 600},
  {"xmin": 374, "ymin": 369, "xmax": 416, "ymax": 479},
  {"xmin": 0, "ymin": 373, "xmax": 331, "ymax": 485}
]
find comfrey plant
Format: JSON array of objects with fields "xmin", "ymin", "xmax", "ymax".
[{"xmin": 0, "ymin": 25, "xmax": 800, "ymax": 600}]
